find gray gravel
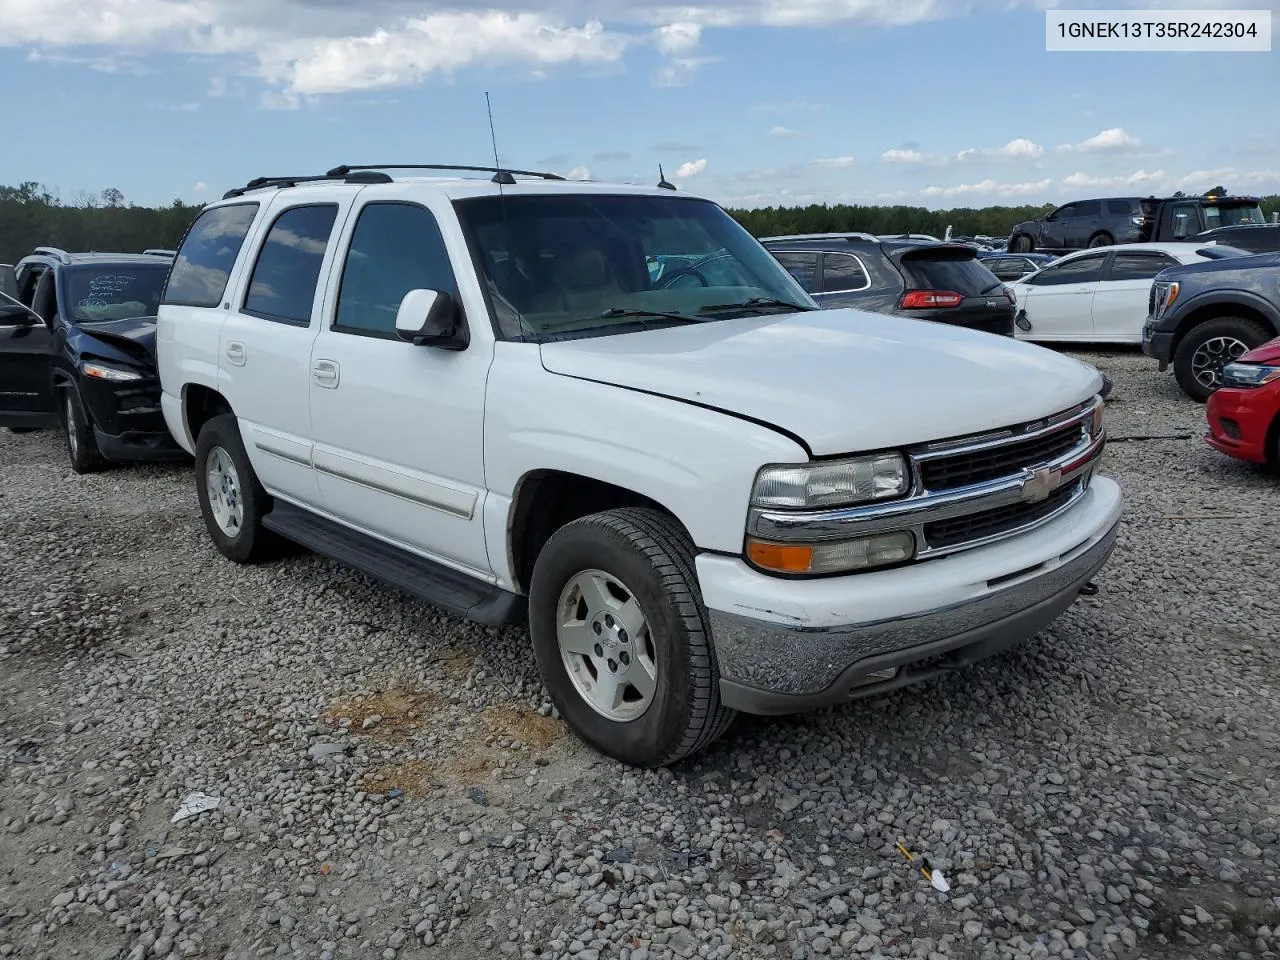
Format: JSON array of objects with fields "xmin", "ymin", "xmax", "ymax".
[{"xmin": 2, "ymin": 348, "xmax": 1279, "ymax": 960}]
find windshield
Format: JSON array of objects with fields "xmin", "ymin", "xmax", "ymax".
[
  {"xmin": 63, "ymin": 264, "xmax": 169, "ymax": 323},
  {"xmin": 454, "ymin": 194, "xmax": 816, "ymax": 340},
  {"xmin": 1204, "ymin": 202, "xmax": 1265, "ymax": 230}
]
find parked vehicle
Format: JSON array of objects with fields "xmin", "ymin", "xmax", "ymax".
[
  {"xmin": 978, "ymin": 251, "xmax": 1057, "ymax": 281},
  {"xmin": 1188, "ymin": 223, "xmax": 1280, "ymax": 254},
  {"xmin": 1205, "ymin": 335, "xmax": 1280, "ymax": 468},
  {"xmin": 760, "ymin": 233, "xmax": 1016, "ymax": 336},
  {"xmin": 0, "ymin": 247, "xmax": 185, "ymax": 472},
  {"xmin": 158, "ymin": 164, "xmax": 1121, "ymax": 768},
  {"xmin": 1006, "ymin": 243, "xmax": 1248, "ymax": 344},
  {"xmin": 1009, "ymin": 195, "xmax": 1267, "ymax": 254},
  {"xmin": 1143, "ymin": 251, "xmax": 1280, "ymax": 401}
]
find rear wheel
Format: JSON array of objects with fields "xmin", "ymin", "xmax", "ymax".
[
  {"xmin": 1087, "ymin": 232, "xmax": 1113, "ymax": 248},
  {"xmin": 528, "ymin": 507, "xmax": 735, "ymax": 768},
  {"xmin": 60, "ymin": 386, "xmax": 107, "ymax": 474},
  {"xmin": 1009, "ymin": 234, "xmax": 1033, "ymax": 253},
  {"xmin": 194, "ymin": 413, "xmax": 281, "ymax": 563},
  {"xmin": 1173, "ymin": 317, "xmax": 1270, "ymax": 402}
]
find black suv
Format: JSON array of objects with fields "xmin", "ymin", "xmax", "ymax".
[
  {"xmin": 0, "ymin": 247, "xmax": 185, "ymax": 472},
  {"xmin": 1010, "ymin": 195, "xmax": 1267, "ymax": 254},
  {"xmin": 1188, "ymin": 223, "xmax": 1280, "ymax": 254},
  {"xmin": 1141, "ymin": 251, "xmax": 1280, "ymax": 401},
  {"xmin": 759, "ymin": 233, "xmax": 1015, "ymax": 336}
]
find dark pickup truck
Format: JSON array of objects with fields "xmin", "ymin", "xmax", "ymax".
[
  {"xmin": 1010, "ymin": 194, "xmax": 1267, "ymax": 254},
  {"xmin": 1141, "ymin": 251, "xmax": 1280, "ymax": 401}
]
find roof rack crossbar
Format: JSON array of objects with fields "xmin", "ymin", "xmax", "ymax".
[
  {"xmin": 221, "ymin": 171, "xmax": 395, "ymax": 200},
  {"xmin": 32, "ymin": 246, "xmax": 72, "ymax": 264},
  {"xmin": 326, "ymin": 163, "xmax": 566, "ymax": 182}
]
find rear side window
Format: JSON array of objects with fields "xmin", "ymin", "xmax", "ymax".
[
  {"xmin": 1076, "ymin": 200, "xmax": 1102, "ymax": 216},
  {"xmin": 335, "ymin": 203, "xmax": 459, "ymax": 336},
  {"xmin": 1106, "ymin": 200, "xmax": 1134, "ymax": 215},
  {"xmin": 244, "ymin": 205, "xmax": 339, "ymax": 325},
  {"xmin": 1028, "ymin": 253, "xmax": 1107, "ymax": 286},
  {"xmin": 1109, "ymin": 252, "xmax": 1179, "ymax": 281},
  {"xmin": 900, "ymin": 253, "xmax": 999, "ymax": 296},
  {"xmin": 164, "ymin": 203, "xmax": 258, "ymax": 307},
  {"xmin": 820, "ymin": 253, "xmax": 870, "ymax": 292},
  {"xmin": 772, "ymin": 252, "xmax": 818, "ymax": 292}
]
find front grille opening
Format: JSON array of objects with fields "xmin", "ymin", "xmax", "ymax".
[
  {"xmin": 924, "ymin": 480, "xmax": 1081, "ymax": 550},
  {"xmin": 920, "ymin": 424, "xmax": 1083, "ymax": 491}
]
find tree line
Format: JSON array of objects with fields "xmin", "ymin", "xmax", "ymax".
[{"xmin": 1, "ymin": 180, "xmax": 1276, "ymax": 265}]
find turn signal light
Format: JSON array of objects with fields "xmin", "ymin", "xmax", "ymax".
[{"xmin": 900, "ymin": 290, "xmax": 963, "ymax": 309}]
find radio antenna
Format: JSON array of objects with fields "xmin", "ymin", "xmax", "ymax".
[{"xmin": 486, "ymin": 92, "xmax": 515, "ymax": 186}]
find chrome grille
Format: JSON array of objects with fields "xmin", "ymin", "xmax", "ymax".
[
  {"xmin": 919, "ymin": 422, "xmax": 1083, "ymax": 491},
  {"xmin": 923, "ymin": 480, "xmax": 1081, "ymax": 550}
]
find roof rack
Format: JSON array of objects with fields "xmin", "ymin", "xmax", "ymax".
[
  {"xmin": 32, "ymin": 246, "xmax": 72, "ymax": 264},
  {"xmin": 221, "ymin": 163, "xmax": 567, "ymax": 199},
  {"xmin": 142, "ymin": 249, "xmax": 176, "ymax": 257},
  {"xmin": 221, "ymin": 171, "xmax": 393, "ymax": 199},
  {"xmin": 759, "ymin": 232, "xmax": 879, "ymax": 243}
]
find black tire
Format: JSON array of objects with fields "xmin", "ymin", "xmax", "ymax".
[
  {"xmin": 528, "ymin": 507, "xmax": 735, "ymax": 768},
  {"xmin": 1173, "ymin": 316, "xmax": 1271, "ymax": 403},
  {"xmin": 1009, "ymin": 234, "xmax": 1033, "ymax": 253},
  {"xmin": 1087, "ymin": 232, "xmax": 1113, "ymax": 248},
  {"xmin": 60, "ymin": 386, "xmax": 108, "ymax": 474},
  {"xmin": 193, "ymin": 413, "xmax": 281, "ymax": 563}
]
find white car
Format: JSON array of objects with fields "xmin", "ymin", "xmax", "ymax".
[
  {"xmin": 1007, "ymin": 242, "xmax": 1240, "ymax": 344},
  {"xmin": 156, "ymin": 165, "xmax": 1121, "ymax": 768}
]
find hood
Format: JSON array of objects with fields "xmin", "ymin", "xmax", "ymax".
[
  {"xmin": 1156, "ymin": 251, "xmax": 1280, "ymax": 280},
  {"xmin": 72, "ymin": 316, "xmax": 158, "ymax": 367},
  {"xmin": 538, "ymin": 309, "xmax": 1102, "ymax": 456},
  {"xmin": 1240, "ymin": 335, "xmax": 1280, "ymax": 364}
]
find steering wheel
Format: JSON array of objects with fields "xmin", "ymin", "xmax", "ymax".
[{"xmin": 656, "ymin": 266, "xmax": 710, "ymax": 289}]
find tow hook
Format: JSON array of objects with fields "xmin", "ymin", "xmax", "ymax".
[{"xmin": 1078, "ymin": 581, "xmax": 1099, "ymax": 596}]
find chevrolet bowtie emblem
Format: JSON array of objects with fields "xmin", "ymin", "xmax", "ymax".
[{"xmin": 1021, "ymin": 465, "xmax": 1062, "ymax": 503}]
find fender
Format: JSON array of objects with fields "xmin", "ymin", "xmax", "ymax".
[{"xmin": 1168, "ymin": 289, "xmax": 1280, "ymax": 349}]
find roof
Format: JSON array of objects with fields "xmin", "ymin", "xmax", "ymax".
[{"xmin": 1050, "ymin": 242, "xmax": 1233, "ymax": 261}]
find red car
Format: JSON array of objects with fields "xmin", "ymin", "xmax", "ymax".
[{"xmin": 1205, "ymin": 335, "xmax": 1280, "ymax": 467}]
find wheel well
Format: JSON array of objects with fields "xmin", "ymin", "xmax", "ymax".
[
  {"xmin": 183, "ymin": 384, "xmax": 233, "ymax": 445},
  {"xmin": 1171, "ymin": 304, "xmax": 1279, "ymax": 355},
  {"xmin": 508, "ymin": 471, "xmax": 677, "ymax": 594},
  {"xmin": 1267, "ymin": 410, "xmax": 1280, "ymax": 467}
]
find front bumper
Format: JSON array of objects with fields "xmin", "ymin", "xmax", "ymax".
[
  {"xmin": 1204, "ymin": 384, "xmax": 1280, "ymax": 465},
  {"xmin": 1141, "ymin": 316, "xmax": 1174, "ymax": 367},
  {"xmin": 698, "ymin": 476, "xmax": 1122, "ymax": 714},
  {"xmin": 93, "ymin": 426, "xmax": 187, "ymax": 462}
]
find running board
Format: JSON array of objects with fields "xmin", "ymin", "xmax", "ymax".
[{"xmin": 263, "ymin": 502, "xmax": 525, "ymax": 627}]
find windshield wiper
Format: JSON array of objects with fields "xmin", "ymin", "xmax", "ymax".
[
  {"xmin": 596, "ymin": 307, "xmax": 707, "ymax": 323},
  {"xmin": 698, "ymin": 297, "xmax": 816, "ymax": 313}
]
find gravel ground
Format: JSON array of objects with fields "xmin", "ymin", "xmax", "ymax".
[{"xmin": 2, "ymin": 348, "xmax": 1278, "ymax": 960}]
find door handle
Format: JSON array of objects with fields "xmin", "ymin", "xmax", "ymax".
[
  {"xmin": 312, "ymin": 359, "xmax": 340, "ymax": 388},
  {"xmin": 224, "ymin": 341, "xmax": 246, "ymax": 366}
]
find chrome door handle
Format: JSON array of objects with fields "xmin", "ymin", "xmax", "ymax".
[
  {"xmin": 312, "ymin": 359, "xmax": 340, "ymax": 388},
  {"xmin": 224, "ymin": 341, "xmax": 246, "ymax": 366}
]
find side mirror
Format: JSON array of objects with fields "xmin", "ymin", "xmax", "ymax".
[
  {"xmin": 395, "ymin": 289, "xmax": 468, "ymax": 350},
  {"xmin": 0, "ymin": 264, "xmax": 16, "ymax": 300}
]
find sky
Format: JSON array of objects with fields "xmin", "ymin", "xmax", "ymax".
[{"xmin": 1, "ymin": 0, "xmax": 1277, "ymax": 210}]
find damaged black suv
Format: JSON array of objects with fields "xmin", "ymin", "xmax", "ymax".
[{"xmin": 0, "ymin": 247, "xmax": 186, "ymax": 472}]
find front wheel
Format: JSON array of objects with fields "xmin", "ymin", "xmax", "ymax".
[
  {"xmin": 1173, "ymin": 317, "xmax": 1270, "ymax": 402},
  {"xmin": 1009, "ymin": 234, "xmax": 1033, "ymax": 253},
  {"xmin": 1087, "ymin": 232, "xmax": 1114, "ymax": 248},
  {"xmin": 194, "ymin": 413, "xmax": 281, "ymax": 563},
  {"xmin": 528, "ymin": 508, "xmax": 735, "ymax": 768},
  {"xmin": 61, "ymin": 386, "xmax": 107, "ymax": 474}
]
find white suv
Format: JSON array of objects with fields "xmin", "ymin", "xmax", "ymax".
[{"xmin": 157, "ymin": 164, "xmax": 1122, "ymax": 767}]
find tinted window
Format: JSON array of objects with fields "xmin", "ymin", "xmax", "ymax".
[
  {"xmin": 164, "ymin": 203, "xmax": 258, "ymax": 307},
  {"xmin": 64, "ymin": 265, "xmax": 170, "ymax": 323},
  {"xmin": 1053, "ymin": 205, "xmax": 1077, "ymax": 220},
  {"xmin": 1109, "ymin": 252, "xmax": 1178, "ymax": 281},
  {"xmin": 1106, "ymin": 200, "xmax": 1134, "ymax": 215},
  {"xmin": 821, "ymin": 253, "xmax": 870, "ymax": 292},
  {"xmin": 1076, "ymin": 200, "xmax": 1102, "ymax": 217},
  {"xmin": 244, "ymin": 205, "xmax": 338, "ymax": 324},
  {"xmin": 773, "ymin": 252, "xmax": 819, "ymax": 291},
  {"xmin": 335, "ymin": 203, "xmax": 459, "ymax": 336},
  {"xmin": 1028, "ymin": 253, "xmax": 1106, "ymax": 286},
  {"xmin": 900, "ymin": 253, "xmax": 1000, "ymax": 296}
]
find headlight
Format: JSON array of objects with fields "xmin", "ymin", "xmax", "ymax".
[
  {"xmin": 752, "ymin": 454, "xmax": 909, "ymax": 510},
  {"xmin": 746, "ymin": 531, "xmax": 916, "ymax": 575},
  {"xmin": 1089, "ymin": 400, "xmax": 1105, "ymax": 437},
  {"xmin": 82, "ymin": 360, "xmax": 144, "ymax": 382},
  {"xmin": 1221, "ymin": 362, "xmax": 1280, "ymax": 389},
  {"xmin": 1152, "ymin": 280, "xmax": 1179, "ymax": 317}
]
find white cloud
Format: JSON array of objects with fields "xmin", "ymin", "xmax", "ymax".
[
  {"xmin": 810, "ymin": 156, "xmax": 855, "ymax": 169},
  {"xmin": 1056, "ymin": 127, "xmax": 1141, "ymax": 154},
  {"xmin": 1172, "ymin": 167, "xmax": 1280, "ymax": 192},
  {"xmin": 193, "ymin": 181, "xmax": 209, "ymax": 194},
  {"xmin": 882, "ymin": 148, "xmax": 927, "ymax": 164},
  {"xmin": 566, "ymin": 164, "xmax": 591, "ymax": 180},
  {"xmin": 653, "ymin": 21, "xmax": 701, "ymax": 54},
  {"xmin": 1061, "ymin": 168, "xmax": 1166, "ymax": 190},
  {"xmin": 957, "ymin": 137, "xmax": 1045, "ymax": 162},
  {"xmin": 768, "ymin": 125, "xmax": 805, "ymax": 140},
  {"xmin": 922, "ymin": 177, "xmax": 1053, "ymax": 199},
  {"xmin": 675, "ymin": 158, "xmax": 708, "ymax": 178}
]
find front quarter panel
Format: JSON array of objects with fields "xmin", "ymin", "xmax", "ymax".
[{"xmin": 481, "ymin": 341, "xmax": 807, "ymax": 588}]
